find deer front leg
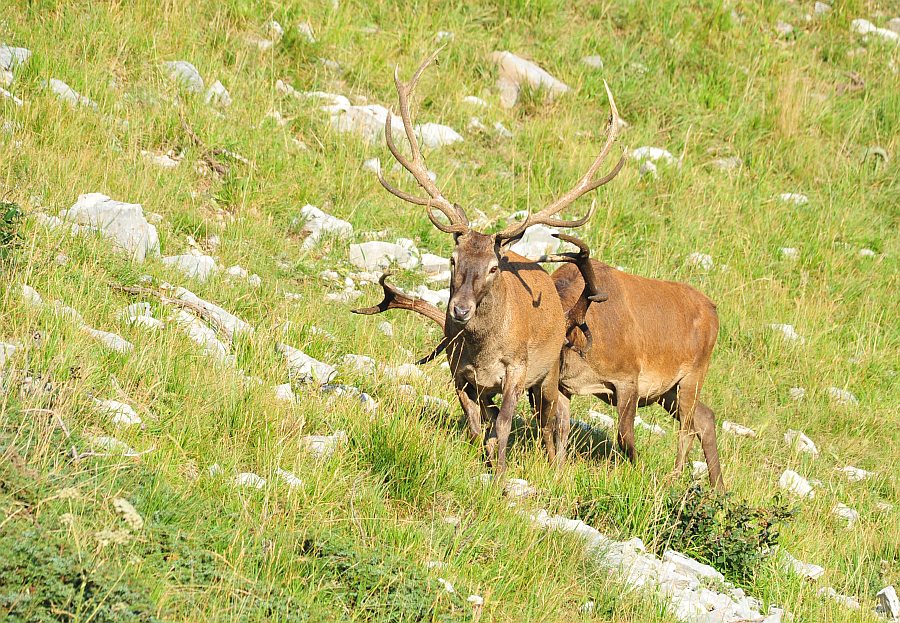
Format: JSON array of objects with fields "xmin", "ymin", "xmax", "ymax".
[
  {"xmin": 455, "ymin": 382, "xmax": 483, "ymax": 444},
  {"xmin": 493, "ymin": 365, "xmax": 527, "ymax": 477}
]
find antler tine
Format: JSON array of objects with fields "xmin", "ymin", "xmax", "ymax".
[
  {"xmin": 497, "ymin": 81, "xmax": 621, "ymax": 240},
  {"xmin": 380, "ymin": 49, "xmax": 468, "ymax": 230}
]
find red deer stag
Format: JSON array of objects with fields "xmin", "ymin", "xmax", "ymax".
[{"xmin": 355, "ymin": 50, "xmax": 623, "ymax": 474}]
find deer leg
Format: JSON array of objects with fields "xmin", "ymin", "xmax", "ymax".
[
  {"xmin": 531, "ymin": 370, "xmax": 561, "ymax": 465},
  {"xmin": 614, "ymin": 385, "xmax": 638, "ymax": 463},
  {"xmin": 493, "ymin": 366, "xmax": 527, "ymax": 476},
  {"xmin": 455, "ymin": 383, "xmax": 483, "ymax": 444},
  {"xmin": 553, "ymin": 391, "xmax": 572, "ymax": 467},
  {"xmin": 482, "ymin": 397, "xmax": 501, "ymax": 465},
  {"xmin": 673, "ymin": 378, "xmax": 703, "ymax": 476},
  {"xmin": 694, "ymin": 401, "xmax": 725, "ymax": 491}
]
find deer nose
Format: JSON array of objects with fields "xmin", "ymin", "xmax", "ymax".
[{"xmin": 451, "ymin": 304, "xmax": 472, "ymax": 322}]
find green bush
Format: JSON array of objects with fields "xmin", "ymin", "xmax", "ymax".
[{"xmin": 0, "ymin": 202, "xmax": 23, "ymax": 262}]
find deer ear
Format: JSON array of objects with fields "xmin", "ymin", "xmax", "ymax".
[{"xmin": 495, "ymin": 233, "xmax": 521, "ymax": 253}]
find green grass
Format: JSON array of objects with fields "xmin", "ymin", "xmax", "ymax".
[{"xmin": 1, "ymin": 0, "xmax": 898, "ymax": 621}]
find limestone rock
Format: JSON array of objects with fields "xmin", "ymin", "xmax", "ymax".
[
  {"xmin": 162, "ymin": 60, "xmax": 204, "ymax": 93},
  {"xmin": 827, "ymin": 387, "xmax": 857, "ymax": 405},
  {"xmin": 162, "ymin": 254, "xmax": 218, "ymax": 282},
  {"xmin": 234, "ymin": 472, "xmax": 266, "ymax": 489},
  {"xmin": 721, "ymin": 421, "xmax": 757, "ymax": 437},
  {"xmin": 851, "ymin": 19, "xmax": 900, "ymax": 43},
  {"xmin": 342, "ymin": 354, "xmax": 376, "ymax": 374},
  {"xmin": 631, "ymin": 146, "xmax": 677, "ymax": 165},
  {"xmin": 0, "ymin": 45, "xmax": 31, "ymax": 71},
  {"xmin": 779, "ymin": 469, "xmax": 815, "ymax": 498},
  {"xmin": 836, "ymin": 465, "xmax": 873, "ymax": 483},
  {"xmin": 349, "ymin": 241, "xmax": 418, "ymax": 270},
  {"xmin": 47, "ymin": 78, "xmax": 97, "ymax": 109},
  {"xmin": 296, "ymin": 204, "xmax": 353, "ymax": 250},
  {"xmin": 277, "ymin": 342, "xmax": 336, "ymax": 384},
  {"xmin": 581, "ymin": 55, "xmax": 604, "ymax": 69},
  {"xmin": 876, "ymin": 586, "xmax": 900, "ymax": 619},
  {"xmin": 769, "ymin": 324, "xmax": 804, "ymax": 343},
  {"xmin": 274, "ymin": 383, "xmax": 297, "ymax": 403},
  {"xmin": 204, "ymin": 80, "xmax": 232, "ymax": 107},
  {"xmin": 781, "ymin": 550, "xmax": 825, "ymax": 580},
  {"xmin": 489, "ymin": 51, "xmax": 570, "ymax": 108},
  {"xmin": 685, "ymin": 252, "xmax": 713, "ymax": 271},
  {"xmin": 85, "ymin": 328, "xmax": 134, "ymax": 353},
  {"xmin": 778, "ymin": 192, "xmax": 808, "ymax": 206},
  {"xmin": 170, "ymin": 286, "xmax": 253, "ymax": 339},
  {"xmin": 93, "ymin": 398, "xmax": 142, "ymax": 426},
  {"xmin": 300, "ymin": 430, "xmax": 347, "ymax": 459},
  {"xmin": 784, "ymin": 429, "xmax": 819, "ymax": 456},
  {"xmin": 60, "ymin": 193, "xmax": 160, "ymax": 262},
  {"xmin": 276, "ymin": 468, "xmax": 303, "ymax": 488},
  {"xmin": 831, "ymin": 503, "xmax": 859, "ymax": 528},
  {"xmin": 174, "ymin": 310, "xmax": 231, "ymax": 363},
  {"xmin": 510, "ymin": 224, "xmax": 560, "ymax": 260},
  {"xmin": 817, "ymin": 587, "xmax": 859, "ymax": 610}
]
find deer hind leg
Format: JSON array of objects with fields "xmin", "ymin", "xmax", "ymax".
[
  {"xmin": 553, "ymin": 392, "xmax": 571, "ymax": 467},
  {"xmin": 531, "ymin": 369, "xmax": 562, "ymax": 466},
  {"xmin": 694, "ymin": 401, "xmax": 725, "ymax": 490},
  {"xmin": 672, "ymin": 377, "xmax": 704, "ymax": 476},
  {"xmin": 493, "ymin": 365, "xmax": 528, "ymax": 477},
  {"xmin": 614, "ymin": 384, "xmax": 638, "ymax": 463}
]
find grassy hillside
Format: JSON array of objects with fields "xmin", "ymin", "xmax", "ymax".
[{"xmin": 1, "ymin": 0, "xmax": 898, "ymax": 621}]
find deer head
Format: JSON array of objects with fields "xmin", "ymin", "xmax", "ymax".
[{"xmin": 377, "ymin": 50, "xmax": 624, "ymax": 325}]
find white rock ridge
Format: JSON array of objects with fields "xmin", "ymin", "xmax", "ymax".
[
  {"xmin": 489, "ymin": 51, "xmax": 570, "ymax": 108},
  {"xmin": 60, "ymin": 193, "xmax": 160, "ymax": 262}
]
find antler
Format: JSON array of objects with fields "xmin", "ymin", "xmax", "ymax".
[
  {"xmin": 497, "ymin": 81, "xmax": 625, "ymax": 241},
  {"xmin": 376, "ymin": 49, "xmax": 469, "ymax": 236}
]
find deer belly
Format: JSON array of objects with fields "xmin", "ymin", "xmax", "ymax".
[
  {"xmin": 636, "ymin": 372, "xmax": 679, "ymax": 400},
  {"xmin": 559, "ymin": 354, "xmax": 614, "ymax": 397}
]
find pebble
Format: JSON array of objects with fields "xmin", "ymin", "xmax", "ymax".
[
  {"xmin": 831, "ymin": 503, "xmax": 859, "ymax": 529},
  {"xmin": 234, "ymin": 472, "xmax": 266, "ymax": 489},
  {"xmin": 60, "ymin": 193, "xmax": 160, "ymax": 262},
  {"xmin": 300, "ymin": 431, "xmax": 347, "ymax": 459},
  {"xmin": 691, "ymin": 461, "xmax": 709, "ymax": 480},
  {"xmin": 489, "ymin": 51, "xmax": 570, "ymax": 108},
  {"xmin": 505, "ymin": 478, "xmax": 537, "ymax": 498},
  {"xmin": 769, "ymin": 323, "xmax": 804, "ymax": 343},
  {"xmin": 789, "ymin": 387, "xmax": 806, "ymax": 401},
  {"xmin": 47, "ymin": 78, "xmax": 98, "ymax": 109},
  {"xmin": 204, "ymin": 80, "xmax": 232, "ymax": 107},
  {"xmin": 162, "ymin": 60, "xmax": 204, "ymax": 93},
  {"xmin": 779, "ymin": 469, "xmax": 815, "ymax": 498},
  {"xmin": 685, "ymin": 252, "xmax": 714, "ymax": 271},
  {"xmin": 876, "ymin": 586, "xmax": 900, "ymax": 619},
  {"xmin": 827, "ymin": 387, "xmax": 857, "ymax": 405},
  {"xmin": 467, "ymin": 594, "xmax": 484, "ymax": 607},
  {"xmin": 784, "ymin": 429, "xmax": 818, "ymax": 456},
  {"xmin": 778, "ymin": 193, "xmax": 808, "ymax": 206},
  {"xmin": 382, "ymin": 362, "xmax": 424, "ymax": 381},
  {"xmin": 719, "ymin": 421, "xmax": 756, "ymax": 438},
  {"xmin": 836, "ymin": 465, "xmax": 873, "ymax": 483}
]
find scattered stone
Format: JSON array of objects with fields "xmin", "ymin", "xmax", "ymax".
[
  {"xmin": 162, "ymin": 60, "xmax": 204, "ymax": 93},
  {"xmin": 827, "ymin": 387, "xmax": 857, "ymax": 405},
  {"xmin": 142, "ymin": 149, "xmax": 181, "ymax": 168},
  {"xmin": 858, "ymin": 248, "xmax": 876, "ymax": 258},
  {"xmin": 789, "ymin": 387, "xmax": 806, "ymax": 401},
  {"xmin": 91, "ymin": 435, "xmax": 139, "ymax": 456},
  {"xmin": 814, "ymin": 2, "xmax": 831, "ymax": 16},
  {"xmin": 711, "ymin": 156, "xmax": 743, "ymax": 171},
  {"xmin": 781, "ymin": 549, "xmax": 825, "ymax": 580},
  {"xmin": 162, "ymin": 254, "xmax": 218, "ymax": 282},
  {"xmin": 784, "ymin": 429, "xmax": 818, "ymax": 456},
  {"xmin": 876, "ymin": 586, "xmax": 900, "ymax": 619},
  {"xmin": 415, "ymin": 123, "xmax": 464, "ymax": 149},
  {"xmin": 300, "ymin": 430, "xmax": 347, "ymax": 459},
  {"xmin": 296, "ymin": 204, "xmax": 353, "ymax": 250},
  {"xmin": 276, "ymin": 468, "xmax": 303, "ymax": 488},
  {"xmin": 691, "ymin": 461, "xmax": 708, "ymax": 480},
  {"xmin": 0, "ymin": 342, "xmax": 18, "ymax": 369},
  {"xmin": 836, "ymin": 465, "xmax": 873, "ymax": 483},
  {"xmin": 112, "ymin": 497, "xmax": 144, "ymax": 530},
  {"xmin": 296, "ymin": 22, "xmax": 316, "ymax": 43},
  {"xmin": 60, "ymin": 193, "xmax": 160, "ymax": 261},
  {"xmin": 581, "ymin": 55, "xmax": 604, "ymax": 69},
  {"xmin": 382, "ymin": 362, "xmax": 424, "ymax": 381},
  {"xmin": 46, "ymin": 78, "xmax": 97, "ymax": 109},
  {"xmin": 850, "ymin": 19, "xmax": 900, "ymax": 43},
  {"xmin": 817, "ymin": 587, "xmax": 859, "ymax": 610},
  {"xmin": 463, "ymin": 95, "xmax": 488, "ymax": 108},
  {"xmin": 85, "ymin": 328, "xmax": 134, "ymax": 353},
  {"xmin": 342, "ymin": 354, "xmax": 377, "ymax": 374},
  {"xmin": 442, "ymin": 515, "xmax": 461, "ymax": 526},
  {"xmin": 435, "ymin": 31, "xmax": 454, "ymax": 42},
  {"xmin": 587, "ymin": 409, "xmax": 616, "ymax": 429},
  {"xmin": 266, "ymin": 20, "xmax": 284, "ymax": 41},
  {"xmin": 170, "ymin": 286, "xmax": 252, "ymax": 339},
  {"xmin": 580, "ymin": 601, "xmax": 595, "ymax": 614},
  {"xmin": 511, "ymin": 224, "xmax": 561, "ymax": 260},
  {"xmin": 204, "ymin": 80, "xmax": 231, "ymax": 107},
  {"xmin": 831, "ymin": 503, "xmax": 859, "ymax": 528},
  {"xmin": 494, "ymin": 121, "xmax": 513, "ymax": 138},
  {"xmin": 635, "ymin": 416, "xmax": 666, "ymax": 436},
  {"xmin": 775, "ymin": 21, "xmax": 794, "ymax": 37},
  {"xmin": 437, "ymin": 578, "xmax": 455, "ymax": 593},
  {"xmin": 505, "ymin": 478, "xmax": 537, "ymax": 498},
  {"xmin": 779, "ymin": 469, "xmax": 815, "ymax": 498},
  {"xmin": 234, "ymin": 472, "xmax": 266, "ymax": 489},
  {"xmin": 0, "ymin": 45, "xmax": 31, "ymax": 71},
  {"xmin": 663, "ymin": 550, "xmax": 725, "ymax": 583},
  {"xmin": 277, "ymin": 342, "xmax": 337, "ymax": 384},
  {"xmin": 685, "ymin": 252, "xmax": 713, "ymax": 271},
  {"xmin": 639, "ymin": 161, "xmax": 658, "ymax": 179},
  {"xmin": 377, "ymin": 321, "xmax": 393, "ymax": 337},
  {"xmin": 489, "ymin": 51, "xmax": 570, "ymax": 108},
  {"xmin": 423, "ymin": 395, "xmax": 450, "ymax": 410},
  {"xmin": 174, "ymin": 310, "xmax": 231, "ymax": 363},
  {"xmin": 0, "ymin": 87, "xmax": 22, "ymax": 106},
  {"xmin": 467, "ymin": 594, "xmax": 484, "ymax": 607},
  {"xmin": 274, "ymin": 383, "xmax": 297, "ymax": 403},
  {"xmin": 778, "ymin": 192, "xmax": 809, "ymax": 206},
  {"xmin": 421, "ymin": 253, "xmax": 450, "ymax": 276},
  {"xmin": 21, "ymin": 284, "xmax": 44, "ymax": 308},
  {"xmin": 93, "ymin": 398, "xmax": 141, "ymax": 426},
  {"xmin": 631, "ymin": 146, "xmax": 678, "ymax": 165},
  {"xmin": 876, "ymin": 502, "xmax": 894, "ymax": 512},
  {"xmin": 780, "ymin": 247, "xmax": 800, "ymax": 259},
  {"xmin": 350, "ymin": 241, "xmax": 418, "ymax": 270},
  {"xmin": 467, "ymin": 116, "xmax": 487, "ymax": 132}
]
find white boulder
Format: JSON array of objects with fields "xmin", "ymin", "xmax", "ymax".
[
  {"xmin": 93, "ymin": 398, "xmax": 142, "ymax": 426},
  {"xmin": 779, "ymin": 469, "xmax": 815, "ymax": 498},
  {"xmin": 784, "ymin": 429, "xmax": 819, "ymax": 456},
  {"xmin": 489, "ymin": 51, "xmax": 570, "ymax": 108},
  {"xmin": 162, "ymin": 254, "xmax": 218, "ymax": 282},
  {"xmin": 297, "ymin": 204, "xmax": 353, "ymax": 250},
  {"xmin": 851, "ymin": 19, "xmax": 900, "ymax": 43},
  {"xmin": 162, "ymin": 60, "xmax": 204, "ymax": 93},
  {"xmin": 204, "ymin": 80, "xmax": 232, "ymax": 107},
  {"xmin": 510, "ymin": 224, "xmax": 560, "ymax": 260},
  {"xmin": 234, "ymin": 472, "xmax": 266, "ymax": 489},
  {"xmin": 721, "ymin": 421, "xmax": 757, "ymax": 437},
  {"xmin": 0, "ymin": 45, "xmax": 31, "ymax": 71},
  {"xmin": 300, "ymin": 430, "xmax": 347, "ymax": 459},
  {"xmin": 85, "ymin": 328, "xmax": 134, "ymax": 353},
  {"xmin": 170, "ymin": 286, "xmax": 253, "ymax": 339},
  {"xmin": 876, "ymin": 586, "xmax": 900, "ymax": 619},
  {"xmin": 277, "ymin": 342, "xmax": 336, "ymax": 384},
  {"xmin": 831, "ymin": 503, "xmax": 859, "ymax": 529},
  {"xmin": 47, "ymin": 78, "xmax": 97, "ymax": 109},
  {"xmin": 60, "ymin": 193, "xmax": 160, "ymax": 261},
  {"xmin": 174, "ymin": 310, "xmax": 231, "ymax": 363},
  {"xmin": 349, "ymin": 241, "xmax": 418, "ymax": 270}
]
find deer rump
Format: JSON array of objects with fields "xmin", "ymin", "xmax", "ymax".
[{"xmin": 354, "ymin": 260, "xmax": 725, "ymax": 489}]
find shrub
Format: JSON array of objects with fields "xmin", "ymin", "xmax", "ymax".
[{"xmin": 0, "ymin": 201, "xmax": 23, "ymax": 262}]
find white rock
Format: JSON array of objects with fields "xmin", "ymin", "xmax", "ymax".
[
  {"xmin": 490, "ymin": 51, "xmax": 570, "ymax": 108},
  {"xmin": 93, "ymin": 399, "xmax": 142, "ymax": 426},
  {"xmin": 91, "ymin": 435, "xmax": 138, "ymax": 455},
  {"xmin": 494, "ymin": 121, "xmax": 513, "ymax": 138},
  {"xmin": 275, "ymin": 468, "xmax": 303, "ymax": 488},
  {"xmin": 663, "ymin": 550, "xmax": 725, "ymax": 583},
  {"xmin": 324, "ymin": 289, "xmax": 362, "ymax": 304},
  {"xmin": 60, "ymin": 193, "xmax": 160, "ymax": 261},
  {"xmin": 579, "ymin": 601, "xmax": 595, "ymax": 614},
  {"xmin": 174, "ymin": 310, "xmax": 231, "ymax": 363},
  {"xmin": 416, "ymin": 123, "xmax": 463, "ymax": 149},
  {"xmin": 639, "ymin": 160, "xmax": 658, "ymax": 179},
  {"xmin": 778, "ymin": 192, "xmax": 809, "ymax": 206},
  {"xmin": 505, "ymin": 478, "xmax": 537, "ymax": 498},
  {"xmin": 768, "ymin": 323, "xmax": 804, "ymax": 343},
  {"xmin": 342, "ymin": 354, "xmax": 376, "ymax": 374},
  {"xmin": 467, "ymin": 594, "xmax": 484, "ymax": 607},
  {"xmin": 274, "ymin": 383, "xmax": 296, "ymax": 403},
  {"xmin": 382, "ymin": 362, "xmax": 424, "ymax": 381},
  {"xmin": 781, "ymin": 550, "xmax": 825, "ymax": 580},
  {"xmin": 266, "ymin": 20, "xmax": 284, "ymax": 41},
  {"xmin": 711, "ymin": 156, "xmax": 743, "ymax": 170},
  {"xmin": 425, "ymin": 560, "xmax": 446, "ymax": 570},
  {"xmin": 587, "ymin": 409, "xmax": 616, "ymax": 429},
  {"xmin": 435, "ymin": 31, "xmax": 454, "ymax": 41},
  {"xmin": 420, "ymin": 253, "xmax": 450, "ymax": 275},
  {"xmin": 858, "ymin": 248, "xmax": 876, "ymax": 257},
  {"xmin": 141, "ymin": 150, "xmax": 180, "ymax": 168},
  {"xmin": 876, "ymin": 586, "xmax": 900, "ymax": 619},
  {"xmin": 0, "ymin": 46, "xmax": 31, "ymax": 71},
  {"xmin": 85, "ymin": 328, "xmax": 134, "ymax": 353},
  {"xmin": 0, "ymin": 87, "xmax": 22, "ymax": 106},
  {"xmin": 780, "ymin": 247, "xmax": 799, "ymax": 259},
  {"xmin": 170, "ymin": 286, "xmax": 252, "ymax": 339},
  {"xmin": 784, "ymin": 429, "xmax": 818, "ymax": 456},
  {"xmin": 814, "ymin": 2, "xmax": 831, "ymax": 16},
  {"xmin": 691, "ymin": 461, "xmax": 708, "ymax": 480},
  {"xmin": 850, "ymin": 18, "xmax": 900, "ymax": 42},
  {"xmin": 362, "ymin": 158, "xmax": 381, "ymax": 174},
  {"xmin": 21, "ymin": 284, "xmax": 44, "ymax": 308},
  {"xmin": 377, "ymin": 321, "xmax": 393, "ymax": 337},
  {"xmin": 162, "ymin": 60, "xmax": 204, "ymax": 93},
  {"xmin": 836, "ymin": 465, "xmax": 873, "ymax": 483},
  {"xmin": 208, "ymin": 463, "xmax": 223, "ymax": 476},
  {"xmin": 47, "ymin": 78, "xmax": 97, "ymax": 109},
  {"xmin": 162, "ymin": 254, "xmax": 218, "ymax": 282},
  {"xmin": 296, "ymin": 22, "xmax": 316, "ymax": 43},
  {"xmin": 204, "ymin": 80, "xmax": 232, "ymax": 107},
  {"xmin": 581, "ymin": 55, "xmax": 604, "ymax": 69},
  {"xmin": 511, "ymin": 224, "xmax": 560, "ymax": 260},
  {"xmin": 721, "ymin": 420, "xmax": 757, "ymax": 437},
  {"xmin": 437, "ymin": 578, "xmax": 455, "ymax": 593},
  {"xmin": 827, "ymin": 387, "xmax": 857, "ymax": 405},
  {"xmin": 789, "ymin": 387, "xmax": 806, "ymax": 401},
  {"xmin": 635, "ymin": 416, "xmax": 666, "ymax": 436},
  {"xmin": 300, "ymin": 430, "xmax": 347, "ymax": 459},
  {"xmin": 1, "ymin": 69, "xmax": 12, "ymax": 87},
  {"xmin": 297, "ymin": 204, "xmax": 353, "ymax": 250},
  {"xmin": 685, "ymin": 252, "xmax": 713, "ymax": 271},
  {"xmin": 817, "ymin": 587, "xmax": 859, "ymax": 609},
  {"xmin": 775, "ymin": 21, "xmax": 794, "ymax": 37},
  {"xmin": 349, "ymin": 241, "xmax": 418, "ymax": 270},
  {"xmin": 277, "ymin": 342, "xmax": 336, "ymax": 384},
  {"xmin": 831, "ymin": 503, "xmax": 859, "ymax": 528},
  {"xmin": 423, "ymin": 395, "xmax": 450, "ymax": 410},
  {"xmin": 0, "ymin": 342, "xmax": 18, "ymax": 369},
  {"xmin": 234, "ymin": 472, "xmax": 266, "ymax": 489},
  {"xmin": 631, "ymin": 146, "xmax": 677, "ymax": 165},
  {"xmin": 889, "ymin": 18, "xmax": 900, "ymax": 35},
  {"xmin": 54, "ymin": 301, "xmax": 85, "ymax": 325},
  {"xmin": 467, "ymin": 116, "xmax": 487, "ymax": 132},
  {"xmin": 463, "ymin": 95, "xmax": 488, "ymax": 108},
  {"xmin": 779, "ymin": 469, "xmax": 815, "ymax": 498}
]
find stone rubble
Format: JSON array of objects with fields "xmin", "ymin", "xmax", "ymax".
[
  {"xmin": 489, "ymin": 51, "xmax": 570, "ymax": 108},
  {"xmin": 685, "ymin": 252, "xmax": 714, "ymax": 271},
  {"xmin": 827, "ymin": 387, "xmax": 857, "ymax": 405},
  {"xmin": 204, "ymin": 80, "xmax": 232, "ymax": 107},
  {"xmin": 162, "ymin": 254, "xmax": 219, "ymax": 282},
  {"xmin": 297, "ymin": 22, "xmax": 316, "ymax": 43},
  {"xmin": 47, "ymin": 78, "xmax": 98, "ymax": 109},
  {"xmin": 831, "ymin": 503, "xmax": 859, "ymax": 529},
  {"xmin": 277, "ymin": 342, "xmax": 337, "ymax": 384},
  {"xmin": 778, "ymin": 192, "xmax": 809, "ymax": 206},
  {"xmin": 412, "ymin": 285, "xmax": 450, "ymax": 308},
  {"xmin": 91, "ymin": 435, "xmax": 139, "ymax": 456},
  {"xmin": 768, "ymin": 323, "xmax": 804, "ymax": 343},
  {"xmin": 463, "ymin": 95, "xmax": 488, "ymax": 108},
  {"xmin": 836, "ymin": 465, "xmax": 873, "ymax": 483},
  {"xmin": 350, "ymin": 240, "xmax": 418, "ymax": 270},
  {"xmin": 300, "ymin": 430, "xmax": 347, "ymax": 459},
  {"xmin": 817, "ymin": 587, "xmax": 860, "ymax": 610},
  {"xmin": 296, "ymin": 204, "xmax": 354, "ymax": 250},
  {"xmin": 784, "ymin": 429, "xmax": 819, "ymax": 456},
  {"xmin": 59, "ymin": 193, "xmax": 160, "ymax": 262},
  {"xmin": 721, "ymin": 421, "xmax": 757, "ymax": 437},
  {"xmin": 779, "ymin": 469, "xmax": 815, "ymax": 498},
  {"xmin": 587, "ymin": 409, "xmax": 616, "ymax": 429},
  {"xmin": 141, "ymin": 149, "xmax": 181, "ymax": 168},
  {"xmin": 93, "ymin": 398, "xmax": 142, "ymax": 426},
  {"xmin": 162, "ymin": 60, "xmax": 204, "ymax": 93},
  {"xmin": 635, "ymin": 416, "xmax": 666, "ymax": 436},
  {"xmin": 876, "ymin": 586, "xmax": 900, "ymax": 619},
  {"xmin": 851, "ymin": 19, "xmax": 900, "ymax": 43},
  {"xmin": 174, "ymin": 310, "xmax": 232, "ymax": 364}
]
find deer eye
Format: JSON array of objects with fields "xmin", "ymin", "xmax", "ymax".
[{"xmin": 489, "ymin": 266, "xmax": 499, "ymax": 274}]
